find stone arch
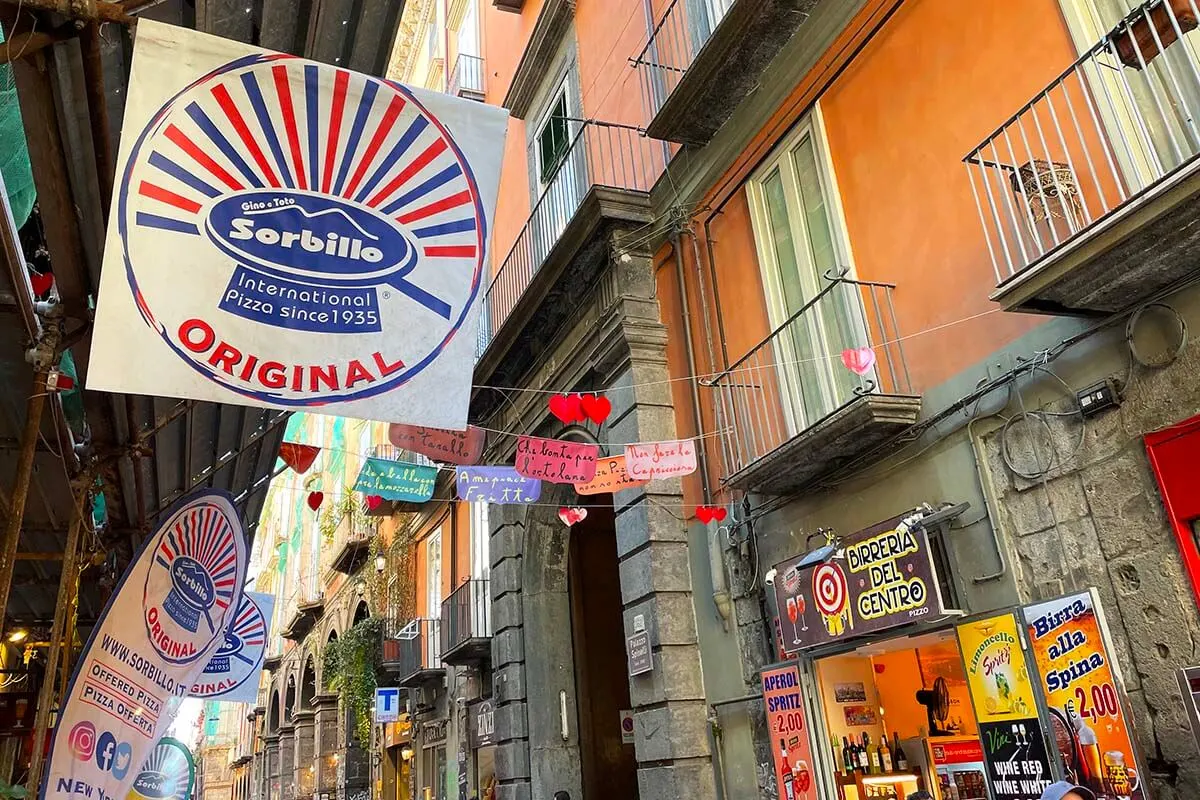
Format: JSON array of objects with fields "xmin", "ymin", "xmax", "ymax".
[
  {"xmin": 352, "ymin": 598, "xmax": 370, "ymax": 625},
  {"xmin": 300, "ymin": 655, "xmax": 318, "ymax": 710},
  {"xmin": 267, "ymin": 688, "xmax": 281, "ymax": 733},
  {"xmin": 284, "ymin": 672, "xmax": 297, "ymax": 724},
  {"xmin": 321, "ymin": 628, "xmax": 339, "ymax": 692}
]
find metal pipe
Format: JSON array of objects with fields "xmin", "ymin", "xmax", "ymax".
[
  {"xmin": 7, "ymin": 0, "xmax": 134, "ymax": 25},
  {"xmin": 79, "ymin": 20, "xmax": 113, "ymax": 222},
  {"xmin": 0, "ymin": 369, "xmax": 49, "ymax": 640},
  {"xmin": 26, "ymin": 485, "xmax": 86, "ymax": 792},
  {"xmin": 0, "ymin": 25, "xmax": 73, "ymax": 63}
]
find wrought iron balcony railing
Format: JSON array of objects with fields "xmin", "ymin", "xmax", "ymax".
[
  {"xmin": 631, "ymin": 0, "xmax": 734, "ymax": 125},
  {"xmin": 474, "ymin": 119, "xmax": 664, "ymax": 360},
  {"xmin": 965, "ymin": 0, "xmax": 1200, "ymax": 308},
  {"xmin": 449, "ymin": 54, "xmax": 485, "ymax": 98},
  {"xmin": 706, "ymin": 276, "xmax": 914, "ymax": 492},
  {"xmin": 382, "ymin": 617, "xmax": 442, "ymax": 686},
  {"xmin": 440, "ymin": 579, "xmax": 491, "ymax": 663}
]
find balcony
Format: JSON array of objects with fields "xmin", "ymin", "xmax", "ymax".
[
  {"xmin": 449, "ymin": 54, "xmax": 485, "ymax": 100},
  {"xmin": 382, "ymin": 618, "xmax": 443, "ymax": 687},
  {"xmin": 282, "ymin": 591, "xmax": 324, "ymax": 641},
  {"xmin": 708, "ymin": 276, "xmax": 920, "ymax": 495},
  {"xmin": 474, "ymin": 119, "xmax": 661, "ymax": 386},
  {"xmin": 966, "ymin": 0, "xmax": 1200, "ymax": 315},
  {"xmin": 440, "ymin": 579, "xmax": 491, "ymax": 665},
  {"xmin": 632, "ymin": 0, "xmax": 817, "ymax": 145},
  {"xmin": 329, "ymin": 512, "xmax": 372, "ymax": 575}
]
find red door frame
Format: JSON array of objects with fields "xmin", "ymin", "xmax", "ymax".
[{"xmin": 1145, "ymin": 414, "xmax": 1200, "ymax": 611}]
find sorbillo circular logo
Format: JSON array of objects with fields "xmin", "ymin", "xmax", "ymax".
[
  {"xmin": 130, "ymin": 737, "xmax": 194, "ymax": 800},
  {"xmin": 143, "ymin": 500, "xmax": 241, "ymax": 665},
  {"xmin": 117, "ymin": 53, "xmax": 486, "ymax": 407},
  {"xmin": 193, "ymin": 592, "xmax": 267, "ymax": 698}
]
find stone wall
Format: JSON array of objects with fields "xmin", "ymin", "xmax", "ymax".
[{"xmin": 980, "ymin": 312, "xmax": 1200, "ymax": 800}]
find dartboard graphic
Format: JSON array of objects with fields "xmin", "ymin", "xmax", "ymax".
[
  {"xmin": 812, "ymin": 562, "xmax": 849, "ymax": 618},
  {"xmin": 194, "ymin": 592, "xmax": 267, "ymax": 697},
  {"xmin": 118, "ymin": 52, "xmax": 486, "ymax": 406},
  {"xmin": 129, "ymin": 737, "xmax": 195, "ymax": 800},
  {"xmin": 143, "ymin": 499, "xmax": 242, "ymax": 665}
]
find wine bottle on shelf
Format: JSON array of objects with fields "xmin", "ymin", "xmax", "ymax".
[
  {"xmin": 865, "ymin": 733, "xmax": 880, "ymax": 774},
  {"xmin": 857, "ymin": 735, "xmax": 869, "ymax": 773},
  {"xmin": 779, "ymin": 739, "xmax": 796, "ymax": 800},
  {"xmin": 841, "ymin": 736, "xmax": 853, "ymax": 776},
  {"xmin": 879, "ymin": 729, "xmax": 893, "ymax": 773},
  {"xmin": 893, "ymin": 731, "xmax": 908, "ymax": 772},
  {"xmin": 833, "ymin": 739, "xmax": 846, "ymax": 778}
]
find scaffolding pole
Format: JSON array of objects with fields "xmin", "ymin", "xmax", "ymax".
[{"xmin": 25, "ymin": 484, "xmax": 86, "ymax": 793}]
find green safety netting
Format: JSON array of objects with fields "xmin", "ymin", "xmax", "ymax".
[{"xmin": 0, "ymin": 26, "xmax": 35, "ymax": 229}]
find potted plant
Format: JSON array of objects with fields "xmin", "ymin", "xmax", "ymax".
[{"xmin": 1112, "ymin": 0, "xmax": 1198, "ymax": 69}]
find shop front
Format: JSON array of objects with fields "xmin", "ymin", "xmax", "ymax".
[
  {"xmin": 419, "ymin": 716, "xmax": 448, "ymax": 800},
  {"xmin": 765, "ymin": 508, "xmax": 1149, "ymax": 800},
  {"xmin": 382, "ymin": 715, "xmax": 413, "ymax": 800},
  {"xmin": 466, "ymin": 698, "xmax": 496, "ymax": 800}
]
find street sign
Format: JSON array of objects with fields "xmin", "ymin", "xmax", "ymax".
[
  {"xmin": 375, "ymin": 687, "xmax": 401, "ymax": 723},
  {"xmin": 627, "ymin": 630, "xmax": 653, "ymax": 676}
]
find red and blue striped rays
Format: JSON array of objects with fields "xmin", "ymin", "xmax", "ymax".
[
  {"xmin": 117, "ymin": 51, "xmax": 488, "ymax": 408},
  {"xmin": 152, "ymin": 502, "xmax": 239, "ymax": 640},
  {"xmin": 132, "ymin": 54, "xmax": 480, "ymax": 263}
]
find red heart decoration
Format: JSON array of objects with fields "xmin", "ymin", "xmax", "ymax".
[
  {"xmin": 579, "ymin": 393, "xmax": 612, "ymax": 425},
  {"xmin": 306, "ymin": 491, "xmax": 324, "ymax": 511},
  {"xmin": 840, "ymin": 347, "xmax": 877, "ymax": 376},
  {"xmin": 366, "ymin": 495, "xmax": 383, "ymax": 510},
  {"xmin": 548, "ymin": 393, "xmax": 583, "ymax": 424},
  {"xmin": 29, "ymin": 272, "xmax": 53, "ymax": 297},
  {"xmin": 696, "ymin": 505, "xmax": 728, "ymax": 524},
  {"xmin": 558, "ymin": 507, "xmax": 588, "ymax": 526}
]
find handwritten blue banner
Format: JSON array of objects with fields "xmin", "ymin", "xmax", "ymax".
[
  {"xmin": 456, "ymin": 466, "xmax": 541, "ymax": 504},
  {"xmin": 354, "ymin": 458, "xmax": 438, "ymax": 502}
]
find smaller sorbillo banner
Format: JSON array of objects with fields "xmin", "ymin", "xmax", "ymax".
[
  {"xmin": 1023, "ymin": 590, "xmax": 1147, "ymax": 800},
  {"xmin": 190, "ymin": 590, "xmax": 275, "ymax": 703},
  {"xmin": 128, "ymin": 736, "xmax": 195, "ymax": 800},
  {"xmin": 41, "ymin": 490, "xmax": 247, "ymax": 800}
]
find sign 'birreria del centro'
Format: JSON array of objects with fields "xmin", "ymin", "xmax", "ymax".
[{"xmin": 89, "ymin": 21, "xmax": 508, "ymax": 428}]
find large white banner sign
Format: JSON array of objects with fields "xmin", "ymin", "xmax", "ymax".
[
  {"xmin": 190, "ymin": 590, "xmax": 274, "ymax": 703},
  {"xmin": 88, "ymin": 20, "xmax": 508, "ymax": 428},
  {"xmin": 41, "ymin": 490, "xmax": 247, "ymax": 800}
]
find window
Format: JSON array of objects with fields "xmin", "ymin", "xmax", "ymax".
[
  {"xmin": 426, "ymin": 21, "xmax": 439, "ymax": 63},
  {"xmin": 746, "ymin": 107, "xmax": 866, "ymax": 433},
  {"xmin": 537, "ymin": 92, "xmax": 571, "ymax": 183},
  {"xmin": 426, "ymin": 528, "xmax": 443, "ymax": 617},
  {"xmin": 470, "ymin": 501, "xmax": 490, "ymax": 580}
]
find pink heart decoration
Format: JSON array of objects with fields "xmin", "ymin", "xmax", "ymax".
[
  {"xmin": 558, "ymin": 507, "xmax": 588, "ymax": 527},
  {"xmin": 840, "ymin": 347, "xmax": 876, "ymax": 376},
  {"xmin": 306, "ymin": 491, "xmax": 324, "ymax": 511},
  {"xmin": 548, "ymin": 394, "xmax": 583, "ymax": 424},
  {"xmin": 29, "ymin": 272, "xmax": 53, "ymax": 297},
  {"xmin": 579, "ymin": 393, "xmax": 612, "ymax": 425},
  {"xmin": 366, "ymin": 495, "xmax": 384, "ymax": 511}
]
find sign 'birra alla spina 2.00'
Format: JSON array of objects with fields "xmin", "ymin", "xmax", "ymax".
[{"xmin": 88, "ymin": 21, "xmax": 508, "ymax": 428}]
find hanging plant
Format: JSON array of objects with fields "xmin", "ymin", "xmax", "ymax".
[{"xmin": 322, "ymin": 615, "xmax": 383, "ymax": 746}]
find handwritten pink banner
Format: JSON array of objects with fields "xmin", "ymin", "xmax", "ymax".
[
  {"xmin": 388, "ymin": 423, "xmax": 486, "ymax": 465},
  {"xmin": 515, "ymin": 436, "xmax": 599, "ymax": 484},
  {"xmin": 574, "ymin": 455, "xmax": 649, "ymax": 496},
  {"xmin": 624, "ymin": 439, "xmax": 698, "ymax": 480}
]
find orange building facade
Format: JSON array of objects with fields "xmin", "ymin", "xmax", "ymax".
[{"xmin": 378, "ymin": 1, "xmax": 1200, "ymax": 799}]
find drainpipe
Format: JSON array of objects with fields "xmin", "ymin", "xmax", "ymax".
[
  {"xmin": 967, "ymin": 414, "xmax": 1009, "ymax": 584},
  {"xmin": 670, "ymin": 232, "xmax": 731, "ymax": 631}
]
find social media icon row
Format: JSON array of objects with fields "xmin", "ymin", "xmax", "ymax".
[{"xmin": 68, "ymin": 722, "xmax": 133, "ymax": 779}]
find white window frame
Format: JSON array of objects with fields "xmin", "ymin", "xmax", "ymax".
[
  {"xmin": 426, "ymin": 527, "xmax": 443, "ymax": 619},
  {"xmin": 744, "ymin": 103, "xmax": 864, "ymax": 433}
]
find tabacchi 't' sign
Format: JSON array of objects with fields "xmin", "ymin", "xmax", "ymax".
[{"xmin": 88, "ymin": 21, "xmax": 508, "ymax": 428}]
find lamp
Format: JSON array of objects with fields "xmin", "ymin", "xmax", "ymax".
[
  {"xmin": 400, "ymin": 746, "xmax": 414, "ymax": 761},
  {"xmin": 7, "ymin": 629, "xmax": 27, "ymax": 643},
  {"xmin": 375, "ymin": 554, "xmax": 386, "ymax": 573},
  {"xmin": 797, "ymin": 528, "xmax": 840, "ymax": 568}
]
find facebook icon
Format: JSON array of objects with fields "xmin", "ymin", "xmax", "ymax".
[
  {"xmin": 375, "ymin": 687, "xmax": 401, "ymax": 723},
  {"xmin": 95, "ymin": 731, "xmax": 117, "ymax": 771}
]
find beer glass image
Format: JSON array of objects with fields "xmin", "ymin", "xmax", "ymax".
[{"xmin": 1103, "ymin": 750, "xmax": 1135, "ymax": 797}]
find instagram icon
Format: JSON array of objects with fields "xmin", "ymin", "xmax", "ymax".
[{"xmin": 67, "ymin": 721, "xmax": 97, "ymax": 761}]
